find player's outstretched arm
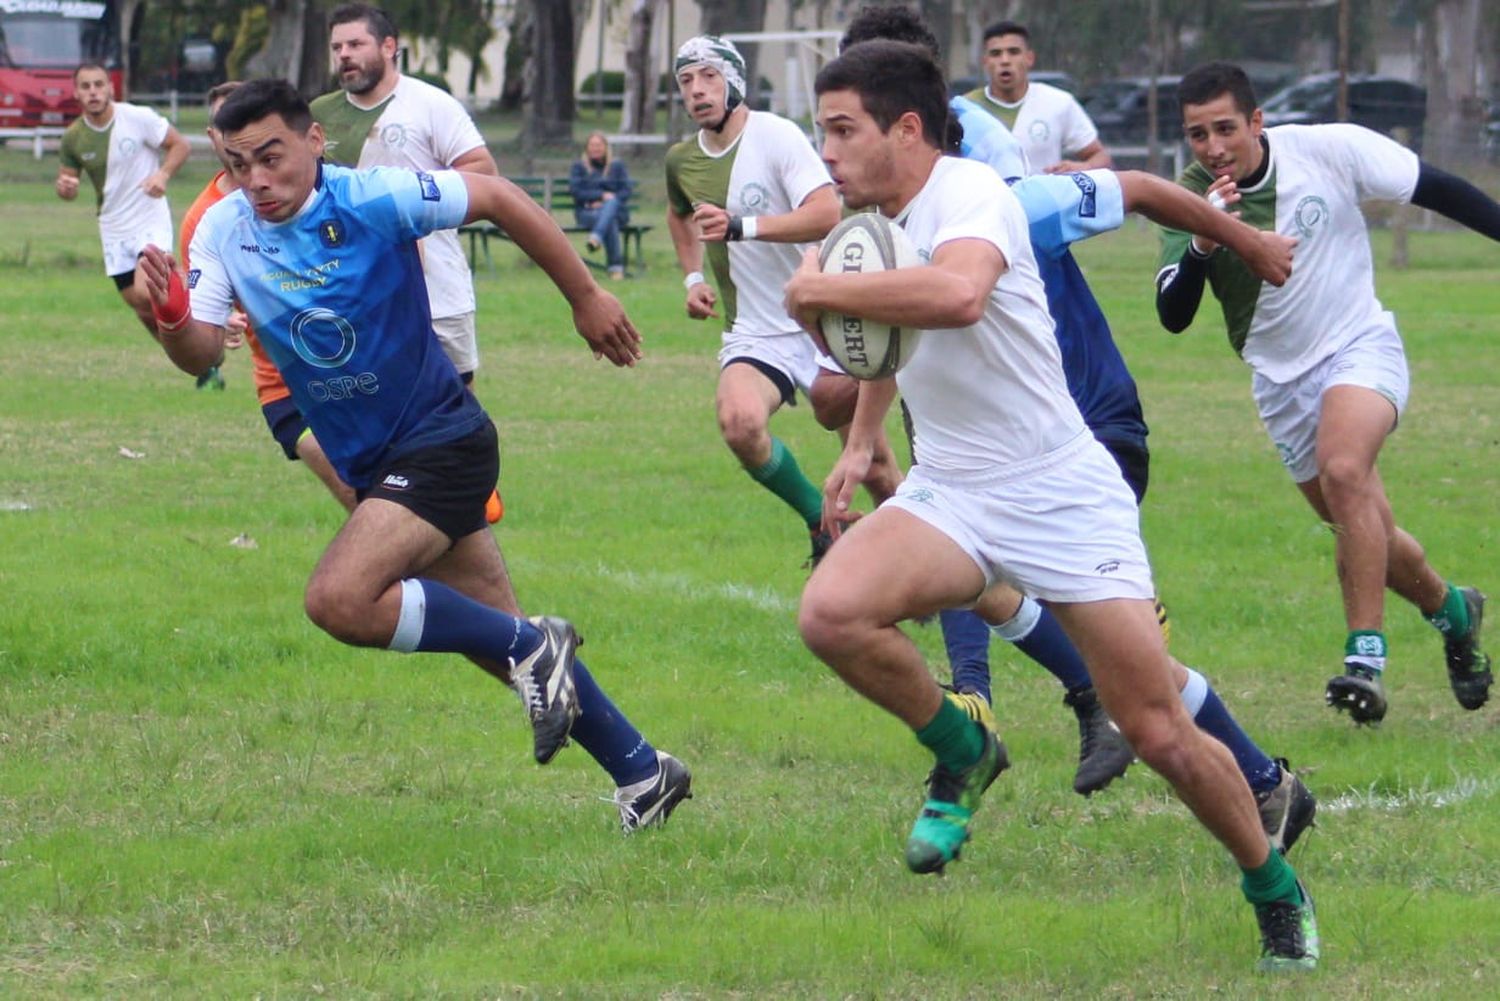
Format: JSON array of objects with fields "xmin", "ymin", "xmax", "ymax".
[
  {"xmin": 143, "ymin": 128, "xmax": 192, "ymax": 197},
  {"xmin": 1410, "ymin": 163, "xmax": 1500, "ymax": 242},
  {"xmin": 694, "ymin": 184, "xmax": 840, "ymax": 244},
  {"xmin": 822, "ymin": 376, "xmax": 898, "ymax": 539},
  {"xmin": 667, "ymin": 207, "xmax": 717, "ymax": 320},
  {"xmin": 1119, "ymin": 170, "xmax": 1295, "ymax": 286},
  {"xmin": 138, "ymin": 244, "xmax": 227, "ymax": 376},
  {"xmin": 461, "ymin": 174, "xmax": 642, "ymax": 367}
]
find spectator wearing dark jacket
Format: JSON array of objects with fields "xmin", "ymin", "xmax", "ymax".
[{"xmin": 569, "ymin": 131, "xmax": 633, "ymax": 278}]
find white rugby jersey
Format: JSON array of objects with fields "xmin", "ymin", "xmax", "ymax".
[
  {"xmin": 311, "ymin": 75, "xmax": 487, "ymax": 319},
  {"xmin": 665, "ymin": 111, "xmax": 833, "ymax": 336},
  {"xmin": 895, "ymin": 156, "xmax": 1086, "ymax": 477},
  {"xmin": 1159, "ymin": 124, "xmax": 1420, "ymax": 383}
]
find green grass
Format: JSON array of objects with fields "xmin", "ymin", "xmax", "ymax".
[{"xmin": 3, "ymin": 143, "xmax": 1500, "ymax": 998}]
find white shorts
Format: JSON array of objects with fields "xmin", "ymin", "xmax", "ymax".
[
  {"xmin": 432, "ymin": 312, "xmax": 479, "ymax": 376},
  {"xmin": 719, "ymin": 329, "xmax": 822, "ymax": 402},
  {"xmin": 101, "ymin": 222, "xmax": 173, "ymax": 278},
  {"xmin": 884, "ymin": 432, "xmax": 1156, "ymax": 603},
  {"xmin": 1253, "ymin": 317, "xmax": 1409, "ymax": 484}
]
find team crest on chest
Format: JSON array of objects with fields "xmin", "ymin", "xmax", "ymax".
[
  {"xmin": 119, "ymin": 137, "xmax": 137, "ymax": 156},
  {"xmin": 319, "ymin": 218, "xmax": 346, "ymax": 248},
  {"xmin": 738, "ymin": 182, "xmax": 771, "ymax": 213},
  {"xmin": 1029, "ymin": 120, "xmax": 1050, "ymax": 142},
  {"xmin": 380, "ymin": 123, "xmax": 407, "ymax": 149},
  {"xmin": 1293, "ymin": 195, "xmax": 1329, "ymax": 237}
]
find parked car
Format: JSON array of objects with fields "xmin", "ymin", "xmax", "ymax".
[
  {"xmin": 948, "ymin": 70, "xmax": 1078, "ymax": 99},
  {"xmin": 1260, "ymin": 72, "xmax": 1425, "ymax": 149},
  {"xmin": 1083, "ymin": 76, "xmax": 1183, "ymax": 145}
]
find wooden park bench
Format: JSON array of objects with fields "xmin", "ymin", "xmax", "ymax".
[{"xmin": 461, "ymin": 174, "xmax": 652, "ymax": 277}]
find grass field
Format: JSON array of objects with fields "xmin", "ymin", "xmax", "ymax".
[{"xmin": 2, "ymin": 136, "xmax": 1499, "ymax": 999}]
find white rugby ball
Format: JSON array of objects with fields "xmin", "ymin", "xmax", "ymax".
[{"xmin": 816, "ymin": 212, "xmax": 923, "ymax": 380}]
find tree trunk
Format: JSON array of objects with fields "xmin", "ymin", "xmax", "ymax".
[
  {"xmin": 621, "ymin": 0, "xmax": 664, "ymax": 135},
  {"xmin": 118, "ymin": 0, "xmax": 143, "ymax": 95},
  {"xmin": 919, "ymin": 0, "xmax": 955, "ymax": 74},
  {"xmin": 525, "ymin": 0, "xmax": 578, "ymax": 148},
  {"xmin": 1423, "ymin": 0, "xmax": 1483, "ymax": 165},
  {"xmin": 244, "ymin": 0, "xmax": 328, "ymax": 95}
]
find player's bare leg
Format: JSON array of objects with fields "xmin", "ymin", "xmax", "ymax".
[
  {"xmin": 1049, "ymin": 598, "xmax": 1270, "ymax": 865},
  {"xmin": 800, "ymin": 507, "xmax": 1007, "ymax": 872}
]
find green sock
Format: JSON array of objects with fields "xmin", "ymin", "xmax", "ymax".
[
  {"xmin": 915, "ymin": 696, "xmax": 983, "ymax": 773},
  {"xmin": 1344, "ymin": 630, "xmax": 1387, "ymax": 671},
  {"xmin": 1425, "ymin": 584, "xmax": 1471, "ymax": 638},
  {"xmin": 747, "ymin": 437, "xmax": 823, "ymax": 529},
  {"xmin": 1241, "ymin": 848, "xmax": 1302, "ymax": 906}
]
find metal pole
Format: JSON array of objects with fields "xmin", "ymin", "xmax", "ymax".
[
  {"xmin": 1336, "ymin": 0, "xmax": 1350, "ymax": 121},
  {"xmin": 595, "ymin": 0, "xmax": 606, "ymax": 119}
]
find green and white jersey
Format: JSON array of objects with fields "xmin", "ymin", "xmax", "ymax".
[
  {"xmin": 59, "ymin": 101, "xmax": 172, "ymax": 234},
  {"xmin": 1159, "ymin": 123, "xmax": 1419, "ymax": 383},
  {"xmin": 665, "ymin": 111, "xmax": 832, "ymax": 336},
  {"xmin": 963, "ymin": 81, "xmax": 1097, "ymax": 175},
  {"xmin": 310, "ymin": 76, "xmax": 486, "ymax": 319}
]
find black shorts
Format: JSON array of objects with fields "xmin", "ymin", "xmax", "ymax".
[
  {"xmin": 1097, "ymin": 434, "xmax": 1150, "ymax": 505},
  {"xmin": 111, "ymin": 269, "xmax": 136, "ymax": 291},
  {"xmin": 262, "ymin": 397, "xmax": 309, "ymax": 460},
  {"xmin": 724, "ymin": 356, "xmax": 797, "ymax": 408},
  {"xmin": 358, "ymin": 421, "xmax": 499, "ymax": 542}
]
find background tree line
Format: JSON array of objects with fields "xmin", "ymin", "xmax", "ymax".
[{"xmin": 119, "ymin": 0, "xmax": 1496, "ymax": 157}]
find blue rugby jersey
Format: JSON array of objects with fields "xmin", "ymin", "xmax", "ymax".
[
  {"xmin": 186, "ymin": 163, "xmax": 487, "ymax": 488},
  {"xmin": 1010, "ymin": 170, "xmax": 1147, "ymax": 445},
  {"xmin": 950, "ymin": 95, "xmax": 1028, "ymax": 182}
]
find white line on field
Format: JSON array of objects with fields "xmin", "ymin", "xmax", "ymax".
[
  {"xmin": 1320, "ymin": 773, "xmax": 1499, "ymax": 814},
  {"xmin": 593, "ymin": 564, "xmax": 798, "ymax": 614}
]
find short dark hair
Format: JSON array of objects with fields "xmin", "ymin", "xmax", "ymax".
[
  {"xmin": 982, "ymin": 20, "xmax": 1029, "ymax": 45},
  {"xmin": 328, "ymin": 3, "xmax": 399, "ymax": 43},
  {"xmin": 815, "ymin": 40, "xmax": 948, "ymax": 149},
  {"xmin": 206, "ymin": 81, "xmax": 243, "ymax": 107},
  {"xmin": 1178, "ymin": 61, "xmax": 1259, "ymax": 119},
  {"xmin": 73, "ymin": 62, "xmax": 108, "ymax": 82},
  {"xmin": 213, "ymin": 78, "xmax": 314, "ymax": 134},
  {"xmin": 840, "ymin": 4, "xmax": 940, "ymax": 60}
]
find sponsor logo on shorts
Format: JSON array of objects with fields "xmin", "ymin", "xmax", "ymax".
[
  {"xmin": 382, "ymin": 474, "xmax": 410, "ymax": 490},
  {"xmin": 1275, "ymin": 442, "xmax": 1295, "ymax": 467},
  {"xmin": 416, "ymin": 171, "xmax": 441, "ymax": 201},
  {"xmin": 1094, "ymin": 559, "xmax": 1121, "ymax": 575},
  {"xmin": 906, "ymin": 487, "xmax": 934, "ymax": 504},
  {"xmin": 186, "ymin": 268, "xmax": 201, "ymax": 289}
]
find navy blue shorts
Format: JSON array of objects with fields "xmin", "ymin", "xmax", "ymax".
[
  {"xmin": 357, "ymin": 421, "xmax": 499, "ymax": 542},
  {"xmin": 261, "ymin": 397, "xmax": 309, "ymax": 461}
]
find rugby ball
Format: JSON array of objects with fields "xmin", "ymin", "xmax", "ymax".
[{"xmin": 816, "ymin": 213, "xmax": 923, "ymax": 380}]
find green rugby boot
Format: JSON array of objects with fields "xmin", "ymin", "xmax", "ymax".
[
  {"xmin": 1444, "ymin": 587, "xmax": 1492, "ymax": 710},
  {"xmin": 905, "ymin": 726, "xmax": 1008, "ymax": 874},
  {"xmin": 1254, "ymin": 880, "xmax": 1320, "ymax": 972}
]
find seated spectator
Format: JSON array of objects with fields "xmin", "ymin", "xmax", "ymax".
[{"xmin": 569, "ymin": 131, "xmax": 632, "ymax": 279}]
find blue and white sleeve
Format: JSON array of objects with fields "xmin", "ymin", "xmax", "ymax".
[
  {"xmin": 352, "ymin": 166, "xmax": 471, "ymax": 242},
  {"xmin": 1011, "ymin": 169, "xmax": 1125, "ymax": 259}
]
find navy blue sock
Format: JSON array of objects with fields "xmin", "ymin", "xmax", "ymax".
[
  {"xmin": 940, "ymin": 609, "xmax": 992, "ymax": 701},
  {"xmin": 569, "ymin": 658, "xmax": 658, "ymax": 787},
  {"xmin": 996, "ymin": 600, "xmax": 1092, "ymax": 693},
  {"xmin": 396, "ymin": 578, "xmax": 541, "ymax": 663},
  {"xmin": 1194, "ymin": 684, "xmax": 1281, "ymax": 794}
]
